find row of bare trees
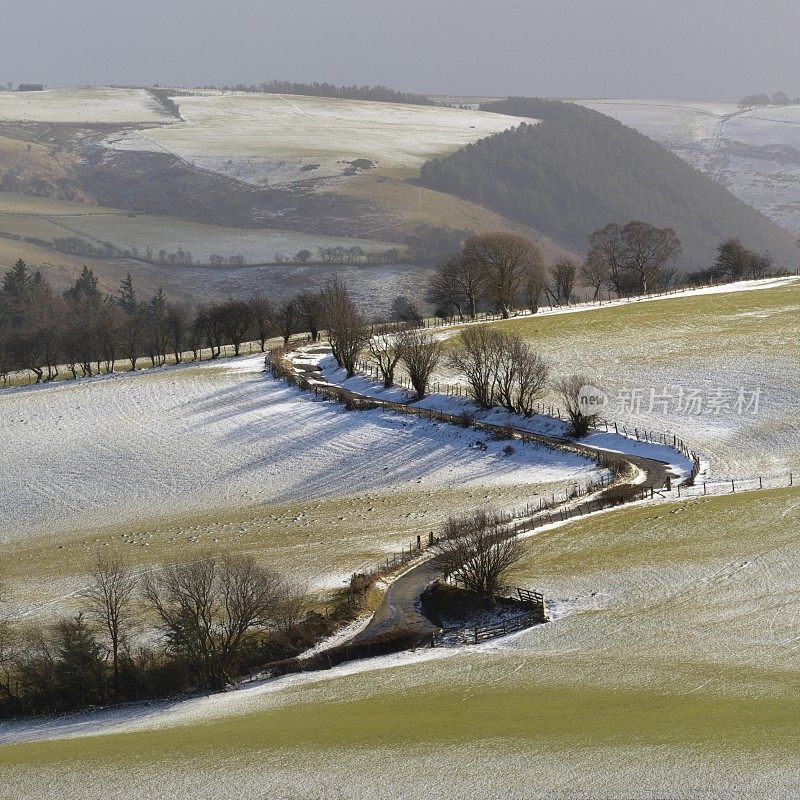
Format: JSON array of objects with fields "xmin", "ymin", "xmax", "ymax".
[
  {"xmin": 446, "ymin": 327, "xmax": 548, "ymax": 414},
  {"xmin": 445, "ymin": 327, "xmax": 602, "ymax": 436},
  {"xmin": 0, "ymin": 553, "xmax": 314, "ymax": 717}
]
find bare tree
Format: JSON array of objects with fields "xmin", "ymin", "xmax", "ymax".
[
  {"xmin": 580, "ymin": 251, "xmax": 609, "ymax": 300},
  {"xmin": 118, "ymin": 309, "xmax": 146, "ymax": 370},
  {"xmin": 218, "ymin": 299, "xmax": 252, "ymax": 356},
  {"xmin": 400, "ymin": 329, "xmax": 442, "ymax": 400},
  {"xmin": 747, "ymin": 251, "xmax": 773, "ymax": 280},
  {"xmin": 588, "ymin": 222, "xmax": 681, "ymax": 296},
  {"xmin": 555, "ymin": 374, "xmax": 599, "ymax": 437},
  {"xmin": 271, "ymin": 578, "xmax": 309, "ymax": 636},
  {"xmin": 297, "ymin": 291, "xmax": 324, "ymax": 342},
  {"xmin": 249, "ymin": 293, "xmax": 275, "ymax": 352},
  {"xmin": 550, "ymin": 257, "xmax": 578, "ymax": 303},
  {"xmin": 450, "ymin": 253, "xmax": 485, "ymax": 319},
  {"xmin": 276, "ymin": 299, "xmax": 301, "ymax": 346},
  {"xmin": 496, "ymin": 337, "xmax": 549, "ymax": 415},
  {"xmin": 433, "ymin": 510, "xmax": 523, "ymax": 606},
  {"xmin": 324, "ymin": 278, "xmax": 369, "ymax": 377},
  {"xmin": 622, "ymin": 221, "xmax": 682, "ymax": 294},
  {"xmin": 163, "ymin": 303, "xmax": 189, "ymax": 363},
  {"xmin": 449, "ymin": 327, "xmax": 548, "ymax": 414},
  {"xmin": 142, "ymin": 554, "xmax": 282, "ymax": 690},
  {"xmin": 368, "ymin": 327, "xmax": 406, "ymax": 388},
  {"xmin": 447, "ymin": 326, "xmax": 503, "ymax": 408},
  {"xmin": 79, "ymin": 556, "xmax": 137, "ymax": 702},
  {"xmin": 427, "ymin": 258, "xmax": 467, "ymax": 320},
  {"xmin": 390, "ymin": 296, "xmax": 423, "ymax": 327},
  {"xmin": 463, "ymin": 233, "xmax": 542, "ymax": 318},
  {"xmin": 522, "ymin": 256, "xmax": 548, "ymax": 313},
  {"xmin": 587, "ymin": 223, "xmax": 627, "ymax": 297}
]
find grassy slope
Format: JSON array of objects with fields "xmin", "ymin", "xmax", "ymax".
[
  {"xmin": 463, "ymin": 280, "xmax": 800, "ymax": 475},
  {"xmin": 0, "ymin": 191, "xmax": 405, "ymax": 301},
  {"xmin": 0, "ymin": 354, "xmax": 587, "ymax": 616},
  {"xmin": 4, "ymin": 487, "xmax": 800, "ymax": 797},
  {"xmin": 4, "ymin": 482, "xmax": 555, "ymax": 619},
  {"xmin": 338, "ymin": 172, "xmax": 574, "ymax": 259}
]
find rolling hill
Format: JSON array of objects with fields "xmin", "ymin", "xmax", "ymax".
[
  {"xmin": 419, "ymin": 98, "xmax": 798, "ymax": 269},
  {"xmin": 575, "ymin": 99, "xmax": 800, "ymax": 237}
]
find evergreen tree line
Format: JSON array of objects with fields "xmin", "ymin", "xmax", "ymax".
[
  {"xmin": 419, "ymin": 97, "xmax": 796, "ymax": 269},
  {"xmin": 194, "ymin": 79, "xmax": 436, "ymax": 106},
  {"xmin": 0, "ymin": 261, "xmax": 362, "ymax": 386}
]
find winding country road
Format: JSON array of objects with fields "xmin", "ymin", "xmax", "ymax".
[{"xmin": 281, "ymin": 343, "xmax": 684, "ymax": 644}]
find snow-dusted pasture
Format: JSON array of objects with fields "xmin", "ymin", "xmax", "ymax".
[
  {"xmin": 0, "ymin": 87, "xmax": 171, "ymax": 123},
  {"xmin": 0, "ymin": 354, "xmax": 593, "ymax": 615},
  {"xmin": 460, "ymin": 278, "xmax": 800, "ymax": 478},
  {"xmin": 39, "ymin": 210, "xmax": 399, "ymax": 263},
  {"xmin": 576, "ymin": 98, "xmax": 800, "ymax": 233},
  {"xmin": 104, "ymin": 91, "xmax": 529, "ymax": 186},
  {"xmin": 4, "ymin": 487, "xmax": 800, "ymax": 798}
]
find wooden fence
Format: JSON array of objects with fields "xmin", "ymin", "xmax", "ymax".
[
  {"xmin": 431, "ymin": 587, "xmax": 546, "ymax": 647},
  {"xmin": 671, "ymin": 471, "xmax": 797, "ymax": 499}
]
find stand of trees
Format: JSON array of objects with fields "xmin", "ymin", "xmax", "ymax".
[
  {"xmin": 447, "ymin": 327, "xmax": 548, "ymax": 415},
  {"xmin": 433, "ymin": 510, "xmax": 524, "ymax": 606},
  {"xmin": 196, "ymin": 80, "xmax": 436, "ymax": 106},
  {"xmin": 427, "ymin": 232, "xmax": 549, "ymax": 319},
  {"xmin": 738, "ymin": 92, "xmax": 799, "ymax": 109},
  {"xmin": 0, "ymin": 554, "xmax": 332, "ymax": 717},
  {"xmin": 699, "ymin": 238, "xmax": 774, "ymax": 283},
  {"xmin": 585, "ymin": 221, "xmax": 681, "ymax": 295}
]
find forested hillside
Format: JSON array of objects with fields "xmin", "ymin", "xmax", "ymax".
[{"xmin": 419, "ymin": 98, "xmax": 797, "ymax": 268}]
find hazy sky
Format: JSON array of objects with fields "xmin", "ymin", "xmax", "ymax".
[{"xmin": 3, "ymin": 0, "xmax": 799, "ymax": 100}]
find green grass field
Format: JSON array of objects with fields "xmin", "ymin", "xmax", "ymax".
[
  {"xmin": 440, "ymin": 279, "xmax": 800, "ymax": 476},
  {"xmin": 4, "ymin": 488, "xmax": 799, "ymax": 797}
]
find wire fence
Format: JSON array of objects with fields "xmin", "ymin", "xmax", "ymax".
[{"xmin": 352, "ymin": 359, "xmax": 704, "ymax": 484}]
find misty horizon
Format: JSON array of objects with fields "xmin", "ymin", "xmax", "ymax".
[{"xmin": 4, "ymin": 0, "xmax": 800, "ymax": 102}]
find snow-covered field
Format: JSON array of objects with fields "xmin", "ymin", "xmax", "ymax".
[
  {"xmin": 0, "ymin": 87, "xmax": 171, "ymax": 123},
  {"xmin": 104, "ymin": 91, "xmax": 528, "ymax": 186},
  {"xmin": 0, "ymin": 354, "xmax": 594, "ymax": 616},
  {"xmin": 576, "ymin": 98, "xmax": 800, "ymax": 234},
  {"xmin": 456, "ymin": 278, "xmax": 800, "ymax": 478}
]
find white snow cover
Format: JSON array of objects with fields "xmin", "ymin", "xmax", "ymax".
[
  {"xmin": 104, "ymin": 91, "xmax": 529, "ymax": 186},
  {"xmin": 297, "ymin": 349, "xmax": 694, "ymax": 482},
  {"xmin": 0, "ymin": 354, "xmax": 593, "ymax": 544},
  {"xmin": 0, "ymin": 87, "xmax": 172, "ymax": 123}
]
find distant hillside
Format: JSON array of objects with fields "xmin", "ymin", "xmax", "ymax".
[
  {"xmin": 574, "ymin": 99, "xmax": 800, "ymax": 236},
  {"xmin": 419, "ymin": 97, "xmax": 797, "ymax": 269},
  {"xmin": 197, "ymin": 80, "xmax": 436, "ymax": 106}
]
